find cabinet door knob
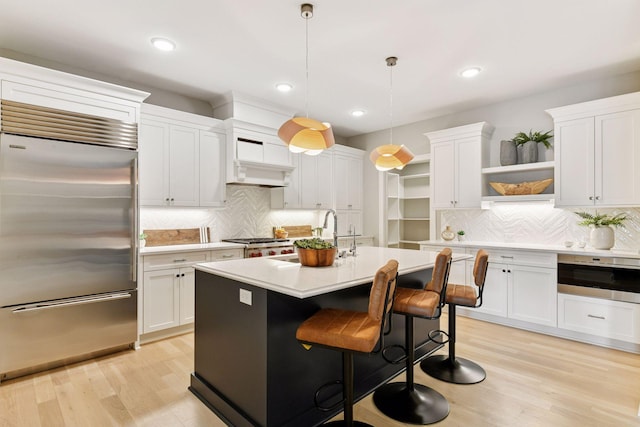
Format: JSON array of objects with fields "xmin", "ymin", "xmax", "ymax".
[
  {"xmin": 502, "ymin": 269, "xmax": 506, "ymax": 273},
  {"xmin": 176, "ymin": 274, "xmax": 180, "ymax": 278},
  {"xmin": 589, "ymin": 196, "xmax": 594, "ymax": 200},
  {"xmin": 595, "ymin": 196, "xmax": 600, "ymax": 200}
]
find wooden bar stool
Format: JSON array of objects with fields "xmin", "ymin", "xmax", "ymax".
[
  {"xmin": 372, "ymin": 248, "xmax": 452, "ymax": 425},
  {"xmin": 296, "ymin": 259, "xmax": 399, "ymax": 427},
  {"xmin": 420, "ymin": 249, "xmax": 489, "ymax": 384}
]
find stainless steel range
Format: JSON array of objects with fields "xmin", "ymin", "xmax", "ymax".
[{"xmin": 222, "ymin": 238, "xmax": 294, "ymax": 258}]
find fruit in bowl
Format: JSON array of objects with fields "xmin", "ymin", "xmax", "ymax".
[{"xmin": 274, "ymin": 227, "xmax": 289, "ymax": 239}]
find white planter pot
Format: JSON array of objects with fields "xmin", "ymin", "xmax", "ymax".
[{"xmin": 589, "ymin": 226, "xmax": 614, "ymax": 250}]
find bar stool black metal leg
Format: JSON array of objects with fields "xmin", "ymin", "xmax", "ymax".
[
  {"xmin": 372, "ymin": 316, "xmax": 449, "ymax": 424},
  {"xmin": 325, "ymin": 352, "xmax": 373, "ymax": 427},
  {"xmin": 420, "ymin": 305, "xmax": 486, "ymax": 384}
]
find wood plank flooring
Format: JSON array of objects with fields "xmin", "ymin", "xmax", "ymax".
[{"xmin": 0, "ymin": 315, "xmax": 638, "ymax": 426}]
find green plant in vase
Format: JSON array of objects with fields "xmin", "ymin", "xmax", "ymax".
[
  {"xmin": 511, "ymin": 129, "xmax": 553, "ymax": 164},
  {"xmin": 574, "ymin": 211, "xmax": 627, "ymax": 250}
]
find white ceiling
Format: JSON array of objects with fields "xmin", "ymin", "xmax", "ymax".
[{"xmin": 1, "ymin": 0, "xmax": 640, "ymax": 137}]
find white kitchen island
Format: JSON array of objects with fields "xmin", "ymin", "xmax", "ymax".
[{"xmin": 190, "ymin": 247, "xmax": 469, "ymax": 427}]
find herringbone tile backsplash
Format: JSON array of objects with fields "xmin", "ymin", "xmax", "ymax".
[
  {"xmin": 140, "ymin": 185, "xmax": 322, "ymax": 241},
  {"xmin": 440, "ymin": 205, "xmax": 640, "ymax": 251},
  {"xmin": 141, "ymin": 184, "xmax": 640, "ymax": 250}
]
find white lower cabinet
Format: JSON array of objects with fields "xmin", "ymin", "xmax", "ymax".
[
  {"xmin": 420, "ymin": 245, "xmax": 558, "ymax": 327},
  {"xmin": 475, "ymin": 249, "xmax": 557, "ymax": 327},
  {"xmin": 558, "ymin": 293, "xmax": 640, "ymax": 343},
  {"xmin": 143, "ymin": 267, "xmax": 194, "ymax": 333},
  {"xmin": 475, "ymin": 262, "xmax": 508, "ymax": 317},
  {"xmin": 141, "ymin": 248, "xmax": 243, "ymax": 338},
  {"xmin": 508, "ymin": 264, "xmax": 557, "ymax": 327}
]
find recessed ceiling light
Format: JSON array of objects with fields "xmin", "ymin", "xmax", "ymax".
[
  {"xmin": 276, "ymin": 83, "xmax": 293, "ymax": 92},
  {"xmin": 460, "ymin": 67, "xmax": 481, "ymax": 78},
  {"xmin": 151, "ymin": 37, "xmax": 176, "ymax": 52},
  {"xmin": 351, "ymin": 109, "xmax": 366, "ymax": 117}
]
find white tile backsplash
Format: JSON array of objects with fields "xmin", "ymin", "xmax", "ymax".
[
  {"xmin": 140, "ymin": 185, "xmax": 325, "ymax": 241},
  {"xmin": 439, "ymin": 205, "xmax": 640, "ymax": 251}
]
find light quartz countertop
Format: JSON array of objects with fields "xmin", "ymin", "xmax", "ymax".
[
  {"xmin": 195, "ymin": 246, "xmax": 471, "ymax": 299},
  {"xmin": 418, "ymin": 240, "xmax": 640, "ymax": 260},
  {"xmin": 140, "ymin": 242, "xmax": 245, "ymax": 256}
]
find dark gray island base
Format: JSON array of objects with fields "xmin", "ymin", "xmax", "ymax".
[{"xmin": 189, "ymin": 266, "xmax": 441, "ymax": 427}]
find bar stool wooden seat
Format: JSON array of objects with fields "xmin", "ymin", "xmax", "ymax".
[
  {"xmin": 296, "ymin": 259, "xmax": 399, "ymax": 427},
  {"xmin": 420, "ymin": 249, "xmax": 489, "ymax": 384},
  {"xmin": 372, "ymin": 248, "xmax": 452, "ymax": 425}
]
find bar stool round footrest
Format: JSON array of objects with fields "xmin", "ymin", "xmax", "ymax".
[
  {"xmin": 427, "ymin": 329, "xmax": 449, "ymax": 345},
  {"xmin": 381, "ymin": 343, "xmax": 407, "ymax": 365},
  {"xmin": 314, "ymin": 380, "xmax": 343, "ymax": 412},
  {"xmin": 420, "ymin": 354, "xmax": 486, "ymax": 384},
  {"xmin": 373, "ymin": 382, "xmax": 449, "ymax": 425}
]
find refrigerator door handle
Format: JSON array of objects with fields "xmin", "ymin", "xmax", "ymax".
[
  {"xmin": 11, "ymin": 292, "xmax": 132, "ymax": 314},
  {"xmin": 131, "ymin": 157, "xmax": 138, "ymax": 282}
]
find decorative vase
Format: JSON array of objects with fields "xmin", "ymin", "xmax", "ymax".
[
  {"xmin": 589, "ymin": 226, "xmax": 614, "ymax": 250},
  {"xmin": 517, "ymin": 141, "xmax": 538, "ymax": 164},
  {"xmin": 441, "ymin": 226, "xmax": 455, "ymax": 241},
  {"xmin": 500, "ymin": 140, "xmax": 517, "ymax": 166}
]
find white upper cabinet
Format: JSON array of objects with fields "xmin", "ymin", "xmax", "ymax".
[
  {"xmin": 300, "ymin": 151, "xmax": 333, "ymax": 209},
  {"xmin": 426, "ymin": 122, "xmax": 494, "ymax": 209},
  {"xmin": 333, "ymin": 146, "xmax": 364, "ymax": 211},
  {"xmin": 139, "ymin": 104, "xmax": 225, "ymax": 207},
  {"xmin": 547, "ymin": 92, "xmax": 640, "ymax": 207},
  {"xmin": 0, "ymin": 58, "xmax": 148, "ymax": 122},
  {"xmin": 199, "ymin": 131, "xmax": 227, "ymax": 207},
  {"xmin": 168, "ymin": 125, "xmax": 199, "ymax": 206}
]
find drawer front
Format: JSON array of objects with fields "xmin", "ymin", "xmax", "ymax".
[
  {"xmin": 558, "ymin": 293, "xmax": 640, "ymax": 343},
  {"xmin": 210, "ymin": 248, "xmax": 244, "ymax": 261},
  {"xmin": 420, "ymin": 244, "xmax": 466, "ymax": 255},
  {"xmin": 481, "ymin": 248, "xmax": 556, "ymax": 268},
  {"xmin": 143, "ymin": 251, "xmax": 208, "ymax": 271}
]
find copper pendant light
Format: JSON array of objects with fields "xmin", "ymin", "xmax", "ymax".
[
  {"xmin": 278, "ymin": 3, "xmax": 335, "ymax": 156},
  {"xmin": 370, "ymin": 56, "xmax": 414, "ymax": 170}
]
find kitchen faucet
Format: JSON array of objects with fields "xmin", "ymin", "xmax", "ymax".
[{"xmin": 322, "ymin": 209, "xmax": 338, "ymax": 248}]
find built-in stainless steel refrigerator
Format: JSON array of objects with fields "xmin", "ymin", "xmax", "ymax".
[{"xmin": 0, "ymin": 100, "xmax": 138, "ymax": 380}]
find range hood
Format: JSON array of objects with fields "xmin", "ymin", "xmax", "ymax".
[{"xmin": 212, "ymin": 92, "xmax": 296, "ymax": 187}]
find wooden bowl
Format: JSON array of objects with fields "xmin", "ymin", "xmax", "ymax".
[
  {"xmin": 296, "ymin": 247, "xmax": 337, "ymax": 267},
  {"xmin": 489, "ymin": 178, "xmax": 553, "ymax": 196}
]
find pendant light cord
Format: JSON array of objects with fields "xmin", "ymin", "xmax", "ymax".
[
  {"xmin": 389, "ymin": 60, "xmax": 393, "ymax": 145},
  {"xmin": 305, "ymin": 13, "xmax": 309, "ymax": 119}
]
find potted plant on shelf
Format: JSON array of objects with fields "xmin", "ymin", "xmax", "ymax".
[
  {"xmin": 574, "ymin": 211, "xmax": 627, "ymax": 250},
  {"xmin": 139, "ymin": 232, "xmax": 148, "ymax": 248},
  {"xmin": 293, "ymin": 238, "xmax": 337, "ymax": 267},
  {"xmin": 511, "ymin": 129, "xmax": 553, "ymax": 164},
  {"xmin": 456, "ymin": 230, "xmax": 465, "ymax": 241}
]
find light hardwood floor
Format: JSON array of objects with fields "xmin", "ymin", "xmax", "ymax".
[{"xmin": 1, "ymin": 315, "xmax": 638, "ymax": 427}]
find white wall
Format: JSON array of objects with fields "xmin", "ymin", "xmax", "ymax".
[{"xmin": 347, "ymin": 70, "xmax": 640, "ymax": 245}]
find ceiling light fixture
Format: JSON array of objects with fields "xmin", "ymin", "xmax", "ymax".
[
  {"xmin": 369, "ymin": 57, "xmax": 414, "ymax": 171},
  {"xmin": 278, "ymin": 3, "xmax": 335, "ymax": 156},
  {"xmin": 460, "ymin": 67, "xmax": 481, "ymax": 78},
  {"xmin": 351, "ymin": 109, "xmax": 366, "ymax": 117},
  {"xmin": 276, "ymin": 83, "xmax": 293, "ymax": 92},
  {"xmin": 151, "ymin": 37, "xmax": 176, "ymax": 52}
]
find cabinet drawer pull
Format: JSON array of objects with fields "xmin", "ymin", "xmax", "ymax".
[
  {"xmin": 173, "ymin": 258, "xmax": 187, "ymax": 263},
  {"xmin": 222, "ymin": 254, "xmax": 235, "ymax": 258},
  {"xmin": 587, "ymin": 314, "xmax": 605, "ymax": 320},
  {"xmin": 500, "ymin": 255, "xmax": 514, "ymax": 259}
]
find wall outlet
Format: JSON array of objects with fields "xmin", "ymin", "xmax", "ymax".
[{"xmin": 239, "ymin": 288, "xmax": 252, "ymax": 306}]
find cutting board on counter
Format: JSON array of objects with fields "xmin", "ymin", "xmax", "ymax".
[
  {"xmin": 275, "ymin": 225, "xmax": 313, "ymax": 238},
  {"xmin": 144, "ymin": 227, "xmax": 210, "ymax": 247}
]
